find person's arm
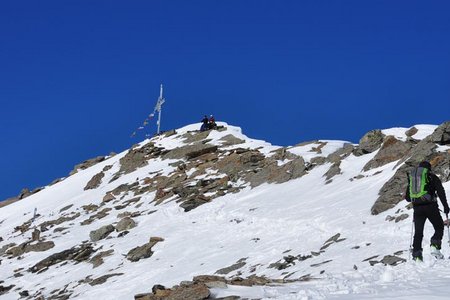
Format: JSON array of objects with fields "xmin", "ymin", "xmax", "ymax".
[
  {"xmin": 433, "ymin": 174, "xmax": 449, "ymax": 213},
  {"xmin": 405, "ymin": 174, "xmax": 411, "ymax": 202}
]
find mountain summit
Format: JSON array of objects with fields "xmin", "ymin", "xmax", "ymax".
[{"xmin": 0, "ymin": 122, "xmax": 449, "ymax": 299}]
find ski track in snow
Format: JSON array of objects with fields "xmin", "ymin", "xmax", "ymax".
[{"xmin": 0, "ymin": 122, "xmax": 449, "ymax": 300}]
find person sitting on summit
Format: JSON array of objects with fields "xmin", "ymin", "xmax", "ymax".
[
  {"xmin": 208, "ymin": 115, "xmax": 217, "ymax": 130},
  {"xmin": 200, "ymin": 115, "xmax": 209, "ymax": 131}
]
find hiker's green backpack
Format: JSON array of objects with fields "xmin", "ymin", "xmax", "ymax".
[{"xmin": 409, "ymin": 167, "xmax": 435, "ymax": 204}]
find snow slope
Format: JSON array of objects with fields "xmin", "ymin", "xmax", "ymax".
[{"xmin": 0, "ymin": 123, "xmax": 449, "ymax": 300}]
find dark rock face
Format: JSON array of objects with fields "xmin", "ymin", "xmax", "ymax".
[
  {"xmin": 70, "ymin": 156, "xmax": 106, "ymax": 176},
  {"xmin": 218, "ymin": 134, "xmax": 245, "ymax": 146},
  {"xmin": 215, "ymin": 258, "xmax": 246, "ymax": 275},
  {"xmin": 6, "ymin": 241, "xmax": 55, "ymax": 258},
  {"xmin": 119, "ymin": 143, "xmax": 168, "ymax": 174},
  {"xmin": 84, "ymin": 171, "xmax": 105, "ymax": 190},
  {"xmin": 357, "ymin": 130, "xmax": 385, "ymax": 155},
  {"xmin": 126, "ymin": 237, "xmax": 164, "ymax": 262},
  {"xmin": 89, "ymin": 249, "xmax": 114, "ymax": 268},
  {"xmin": 363, "ymin": 136, "xmax": 412, "ymax": 171},
  {"xmin": 371, "ymin": 122, "xmax": 450, "ymax": 215},
  {"xmin": 163, "ymin": 144, "xmax": 218, "ymax": 160},
  {"xmin": 115, "ymin": 217, "xmax": 136, "ymax": 232},
  {"xmin": 30, "ymin": 243, "xmax": 96, "ymax": 273},
  {"xmin": 89, "ymin": 273, "xmax": 124, "ymax": 286},
  {"xmin": 0, "ymin": 285, "xmax": 14, "ymax": 296},
  {"xmin": 405, "ymin": 126, "xmax": 418, "ymax": 137},
  {"xmin": 89, "ymin": 225, "xmax": 115, "ymax": 242},
  {"xmin": 39, "ymin": 213, "xmax": 81, "ymax": 231},
  {"xmin": 430, "ymin": 121, "xmax": 450, "ymax": 145}
]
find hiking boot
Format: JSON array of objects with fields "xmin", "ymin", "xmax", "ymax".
[
  {"xmin": 431, "ymin": 245, "xmax": 444, "ymax": 259},
  {"xmin": 413, "ymin": 256, "xmax": 423, "ymax": 262},
  {"xmin": 412, "ymin": 249, "xmax": 423, "ymax": 262}
]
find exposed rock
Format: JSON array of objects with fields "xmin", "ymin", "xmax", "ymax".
[
  {"xmin": 357, "ymin": 130, "xmax": 385, "ymax": 155},
  {"xmin": 395, "ymin": 214, "xmax": 409, "ymax": 222},
  {"xmin": 165, "ymin": 283, "xmax": 210, "ymax": 300},
  {"xmin": 363, "ymin": 136, "xmax": 412, "ymax": 171},
  {"xmin": 70, "ymin": 156, "xmax": 106, "ymax": 176},
  {"xmin": 218, "ymin": 134, "xmax": 245, "ymax": 146},
  {"xmin": 324, "ymin": 162, "xmax": 341, "ymax": 181},
  {"xmin": 215, "ymin": 258, "xmax": 247, "ymax": 275},
  {"xmin": 6, "ymin": 241, "xmax": 55, "ymax": 258},
  {"xmin": 371, "ymin": 123, "xmax": 450, "ymax": 214},
  {"xmin": 30, "ymin": 243, "xmax": 96, "ymax": 273},
  {"xmin": 103, "ymin": 193, "xmax": 116, "ymax": 203},
  {"xmin": 84, "ymin": 171, "xmax": 105, "ymax": 190},
  {"xmin": 89, "ymin": 249, "xmax": 115, "ymax": 268},
  {"xmin": 0, "ymin": 243, "xmax": 16, "ymax": 256},
  {"xmin": 32, "ymin": 228, "xmax": 41, "ymax": 241},
  {"xmin": 39, "ymin": 213, "xmax": 81, "ymax": 231},
  {"xmin": 81, "ymin": 208, "xmax": 112, "ymax": 225},
  {"xmin": 269, "ymin": 254, "xmax": 312, "ymax": 270},
  {"xmin": 430, "ymin": 121, "xmax": 450, "ymax": 145},
  {"xmin": 405, "ymin": 127, "xmax": 418, "ymax": 137},
  {"xmin": 115, "ymin": 217, "xmax": 136, "ymax": 232},
  {"xmin": 126, "ymin": 237, "xmax": 163, "ymax": 262},
  {"xmin": 89, "ymin": 225, "xmax": 115, "ymax": 242},
  {"xmin": 193, "ymin": 275, "xmax": 227, "ymax": 284},
  {"xmin": 89, "ymin": 273, "xmax": 124, "ymax": 286},
  {"xmin": 180, "ymin": 195, "xmax": 211, "ymax": 212},
  {"xmin": 0, "ymin": 285, "xmax": 14, "ymax": 296},
  {"xmin": 380, "ymin": 255, "xmax": 406, "ymax": 266},
  {"xmin": 164, "ymin": 144, "xmax": 218, "ymax": 160},
  {"xmin": 180, "ymin": 130, "xmax": 211, "ymax": 144},
  {"xmin": 82, "ymin": 204, "xmax": 99, "ymax": 213},
  {"xmin": 59, "ymin": 204, "xmax": 73, "ymax": 213},
  {"xmin": 119, "ymin": 143, "xmax": 167, "ymax": 174}
]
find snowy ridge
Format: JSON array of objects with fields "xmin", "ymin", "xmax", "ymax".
[{"xmin": 0, "ymin": 122, "xmax": 449, "ymax": 300}]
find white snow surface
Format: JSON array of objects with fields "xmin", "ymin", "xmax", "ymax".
[
  {"xmin": 381, "ymin": 124, "xmax": 437, "ymax": 141},
  {"xmin": 0, "ymin": 123, "xmax": 449, "ymax": 300}
]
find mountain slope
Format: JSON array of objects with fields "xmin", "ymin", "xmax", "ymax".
[{"xmin": 0, "ymin": 122, "xmax": 449, "ymax": 300}]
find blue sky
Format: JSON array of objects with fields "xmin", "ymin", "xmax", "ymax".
[{"xmin": 1, "ymin": 1, "xmax": 449, "ymax": 200}]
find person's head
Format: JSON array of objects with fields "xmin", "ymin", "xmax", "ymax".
[{"xmin": 419, "ymin": 161, "xmax": 432, "ymax": 170}]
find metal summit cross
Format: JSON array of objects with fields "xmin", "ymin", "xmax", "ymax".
[{"xmin": 153, "ymin": 84, "xmax": 166, "ymax": 135}]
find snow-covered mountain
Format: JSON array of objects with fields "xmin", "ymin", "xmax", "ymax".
[{"xmin": 1, "ymin": 122, "xmax": 449, "ymax": 300}]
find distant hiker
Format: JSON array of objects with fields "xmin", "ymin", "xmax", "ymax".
[
  {"xmin": 200, "ymin": 115, "xmax": 209, "ymax": 131},
  {"xmin": 208, "ymin": 115, "xmax": 217, "ymax": 130},
  {"xmin": 405, "ymin": 161, "xmax": 449, "ymax": 261}
]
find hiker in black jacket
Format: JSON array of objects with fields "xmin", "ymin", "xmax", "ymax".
[{"xmin": 405, "ymin": 161, "xmax": 449, "ymax": 261}]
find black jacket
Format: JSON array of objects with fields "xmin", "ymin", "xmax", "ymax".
[{"xmin": 405, "ymin": 170, "xmax": 449, "ymax": 210}]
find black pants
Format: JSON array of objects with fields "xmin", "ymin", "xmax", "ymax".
[{"xmin": 413, "ymin": 203, "xmax": 444, "ymax": 253}]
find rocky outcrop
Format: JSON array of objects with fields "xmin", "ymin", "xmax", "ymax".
[
  {"xmin": 5, "ymin": 241, "xmax": 55, "ymax": 258},
  {"xmin": 70, "ymin": 156, "xmax": 106, "ymax": 175},
  {"xmin": 84, "ymin": 171, "xmax": 105, "ymax": 190},
  {"xmin": 356, "ymin": 130, "xmax": 385, "ymax": 155},
  {"xmin": 39, "ymin": 212, "xmax": 81, "ymax": 232},
  {"xmin": 135, "ymin": 283, "xmax": 210, "ymax": 300},
  {"xmin": 371, "ymin": 122, "xmax": 450, "ymax": 215},
  {"xmin": 363, "ymin": 136, "xmax": 412, "ymax": 171},
  {"xmin": 135, "ymin": 275, "xmax": 273, "ymax": 300},
  {"xmin": 30, "ymin": 243, "xmax": 96, "ymax": 273},
  {"xmin": 163, "ymin": 143, "xmax": 218, "ymax": 160},
  {"xmin": 115, "ymin": 217, "xmax": 136, "ymax": 232},
  {"xmin": 119, "ymin": 143, "xmax": 168, "ymax": 174},
  {"xmin": 127, "ymin": 237, "xmax": 164, "ymax": 262},
  {"xmin": 89, "ymin": 225, "xmax": 115, "ymax": 242},
  {"xmin": 430, "ymin": 121, "xmax": 450, "ymax": 145},
  {"xmin": 89, "ymin": 273, "xmax": 124, "ymax": 286},
  {"xmin": 89, "ymin": 249, "xmax": 114, "ymax": 268}
]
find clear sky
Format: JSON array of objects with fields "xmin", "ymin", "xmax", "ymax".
[{"xmin": 1, "ymin": 1, "xmax": 449, "ymax": 201}]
